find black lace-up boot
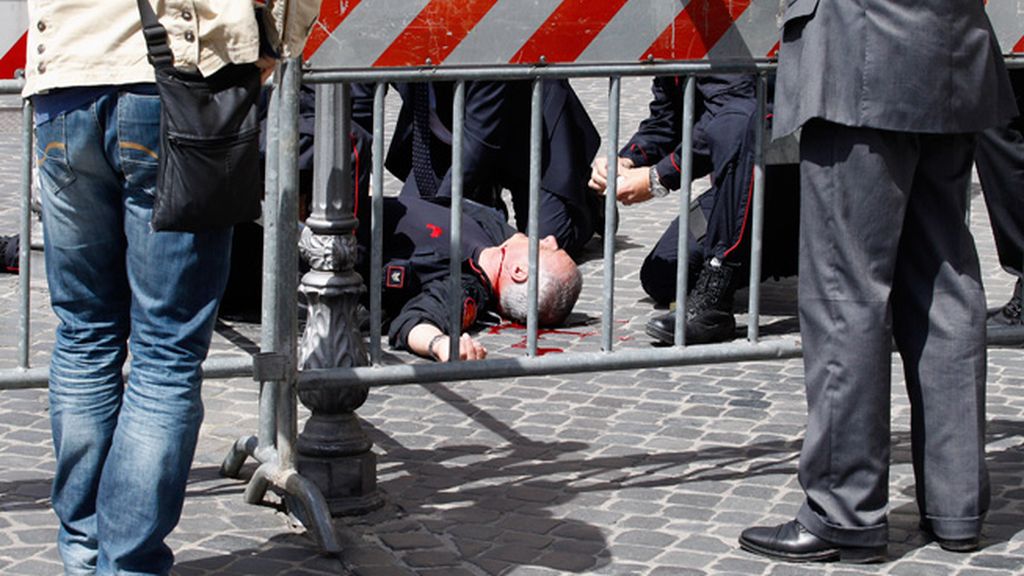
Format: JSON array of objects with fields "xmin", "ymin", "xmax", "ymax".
[{"xmin": 645, "ymin": 260, "xmax": 737, "ymax": 344}]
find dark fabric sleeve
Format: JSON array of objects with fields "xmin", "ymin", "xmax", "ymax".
[
  {"xmin": 350, "ymin": 82, "xmax": 378, "ymax": 138},
  {"xmin": 620, "ymin": 76, "xmax": 717, "ymax": 191},
  {"xmin": 388, "ymin": 269, "xmax": 492, "ymax": 351},
  {"xmin": 620, "ymin": 77, "xmax": 681, "ymax": 168}
]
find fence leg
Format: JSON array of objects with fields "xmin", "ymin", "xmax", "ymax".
[
  {"xmin": 220, "ymin": 435, "xmax": 259, "ymax": 478},
  {"xmin": 295, "ymin": 81, "xmax": 382, "ymax": 516}
]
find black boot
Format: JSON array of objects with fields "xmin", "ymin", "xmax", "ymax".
[
  {"xmin": 988, "ymin": 277, "xmax": 1021, "ymax": 326},
  {"xmin": 645, "ymin": 260, "xmax": 737, "ymax": 344}
]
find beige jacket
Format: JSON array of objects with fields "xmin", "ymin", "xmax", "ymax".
[{"xmin": 24, "ymin": 0, "xmax": 321, "ymax": 97}]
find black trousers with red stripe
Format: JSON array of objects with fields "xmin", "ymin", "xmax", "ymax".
[{"xmin": 639, "ymin": 104, "xmax": 801, "ymax": 305}]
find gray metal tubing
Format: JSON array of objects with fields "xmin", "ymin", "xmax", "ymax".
[
  {"xmin": 307, "ymin": 54, "xmax": 1024, "ymax": 85},
  {"xmin": 673, "ymin": 76, "xmax": 696, "ymax": 346},
  {"xmin": 6, "ymin": 317, "xmax": 1015, "ymax": 389},
  {"xmin": 746, "ymin": 74, "xmax": 768, "ymax": 343},
  {"xmin": 281, "ymin": 469, "xmax": 342, "ymax": 554},
  {"xmin": 0, "ymin": 355, "xmax": 254, "ymax": 390},
  {"xmin": 17, "ymin": 100, "xmax": 32, "ymax": 369},
  {"xmin": 275, "ymin": 58, "xmax": 303, "ymax": 468},
  {"xmin": 296, "ymin": 328, "xmax": 1024, "ymax": 391},
  {"xmin": 300, "ymin": 338, "xmax": 804, "ymax": 390},
  {"xmin": 369, "ymin": 82, "xmax": 386, "ymax": 364},
  {"xmin": 258, "ymin": 76, "xmax": 282, "ymax": 452},
  {"xmin": 448, "ymin": 80, "xmax": 466, "ymax": 361},
  {"xmin": 527, "ymin": 78, "xmax": 543, "ymax": 355},
  {"xmin": 601, "ymin": 77, "xmax": 620, "ymax": 352},
  {"xmin": 303, "ymin": 61, "xmax": 779, "ymax": 85},
  {"xmin": 0, "ymin": 79, "xmax": 23, "ymax": 93}
]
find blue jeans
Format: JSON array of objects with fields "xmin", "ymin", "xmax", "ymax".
[{"xmin": 36, "ymin": 89, "xmax": 232, "ymax": 575}]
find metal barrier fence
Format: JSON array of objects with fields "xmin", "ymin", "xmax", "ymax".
[{"xmin": 2, "ymin": 56, "xmax": 1024, "ymax": 552}]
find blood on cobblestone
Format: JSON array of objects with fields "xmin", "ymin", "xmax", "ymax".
[{"xmin": 488, "ymin": 322, "xmax": 602, "ymax": 355}]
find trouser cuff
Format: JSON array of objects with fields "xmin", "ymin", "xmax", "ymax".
[{"xmin": 797, "ymin": 501, "xmax": 888, "ymax": 548}]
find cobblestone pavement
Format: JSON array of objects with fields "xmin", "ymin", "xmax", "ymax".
[{"xmin": 1, "ymin": 78, "xmax": 1023, "ymax": 576}]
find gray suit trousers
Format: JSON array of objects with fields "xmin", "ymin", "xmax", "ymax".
[{"xmin": 795, "ymin": 120, "xmax": 989, "ymax": 547}]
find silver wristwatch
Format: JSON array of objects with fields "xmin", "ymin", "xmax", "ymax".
[{"xmin": 648, "ymin": 166, "xmax": 670, "ymax": 198}]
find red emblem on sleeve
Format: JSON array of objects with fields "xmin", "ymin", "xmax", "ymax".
[
  {"xmin": 462, "ymin": 297, "xmax": 477, "ymax": 329},
  {"xmin": 426, "ymin": 223, "xmax": 443, "ymax": 238}
]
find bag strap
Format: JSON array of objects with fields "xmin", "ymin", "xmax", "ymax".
[{"xmin": 135, "ymin": 0, "xmax": 174, "ymax": 71}]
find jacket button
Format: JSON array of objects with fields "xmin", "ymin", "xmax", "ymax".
[
  {"xmin": 184, "ymin": 30, "xmax": 195, "ymax": 43},
  {"xmin": 36, "ymin": 21, "xmax": 45, "ymax": 32},
  {"xmin": 37, "ymin": 62, "xmax": 45, "ymax": 73},
  {"xmin": 37, "ymin": 44, "xmax": 45, "ymax": 54},
  {"xmin": 182, "ymin": 10, "xmax": 193, "ymax": 21}
]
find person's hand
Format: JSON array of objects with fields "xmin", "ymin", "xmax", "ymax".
[
  {"xmin": 588, "ymin": 157, "xmax": 634, "ymax": 193},
  {"xmin": 431, "ymin": 333, "xmax": 488, "ymax": 362},
  {"xmin": 256, "ymin": 55, "xmax": 277, "ymax": 84},
  {"xmin": 615, "ymin": 166, "xmax": 654, "ymax": 205}
]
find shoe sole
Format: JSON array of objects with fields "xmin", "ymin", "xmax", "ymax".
[{"xmin": 739, "ymin": 536, "xmax": 886, "ymax": 564}]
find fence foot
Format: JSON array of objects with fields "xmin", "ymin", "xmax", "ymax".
[
  {"xmin": 240, "ymin": 460, "xmax": 342, "ymax": 555},
  {"xmin": 282, "ymin": 469, "xmax": 343, "ymax": 555},
  {"xmin": 220, "ymin": 435, "xmax": 259, "ymax": 478}
]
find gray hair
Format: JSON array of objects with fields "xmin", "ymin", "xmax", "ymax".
[{"xmin": 499, "ymin": 255, "xmax": 582, "ymax": 326}]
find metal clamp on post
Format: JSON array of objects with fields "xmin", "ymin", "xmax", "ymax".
[{"xmin": 252, "ymin": 352, "xmax": 289, "ymax": 382}]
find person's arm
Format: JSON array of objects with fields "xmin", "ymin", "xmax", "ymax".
[
  {"xmin": 387, "ymin": 272, "xmax": 492, "ymax": 361},
  {"xmin": 407, "ymin": 324, "xmax": 487, "ymax": 362},
  {"xmin": 435, "ymin": 81, "xmax": 510, "ymax": 198},
  {"xmin": 591, "ymin": 76, "xmax": 685, "ymax": 203},
  {"xmin": 262, "ymin": 0, "xmax": 323, "ymax": 59},
  {"xmin": 619, "ymin": 77, "xmax": 683, "ymax": 167}
]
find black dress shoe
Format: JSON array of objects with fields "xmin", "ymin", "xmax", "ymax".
[
  {"xmin": 919, "ymin": 520, "xmax": 980, "ymax": 553},
  {"xmin": 739, "ymin": 520, "xmax": 887, "ymax": 563}
]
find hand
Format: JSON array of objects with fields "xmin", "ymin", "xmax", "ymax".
[
  {"xmin": 588, "ymin": 156, "xmax": 634, "ymax": 193},
  {"xmin": 615, "ymin": 166, "xmax": 654, "ymax": 205},
  {"xmin": 256, "ymin": 55, "xmax": 276, "ymax": 84},
  {"xmin": 431, "ymin": 333, "xmax": 488, "ymax": 362}
]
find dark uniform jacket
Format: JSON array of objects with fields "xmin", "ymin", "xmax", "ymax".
[{"xmin": 355, "ymin": 195, "xmax": 515, "ymax": 351}]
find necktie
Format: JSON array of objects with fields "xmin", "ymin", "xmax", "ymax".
[{"xmin": 410, "ymin": 83, "xmax": 438, "ymax": 199}]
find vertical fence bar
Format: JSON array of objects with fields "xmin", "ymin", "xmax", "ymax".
[
  {"xmin": 448, "ymin": 81, "xmax": 466, "ymax": 361},
  {"xmin": 369, "ymin": 82, "xmax": 386, "ymax": 365},
  {"xmin": 258, "ymin": 79, "xmax": 282, "ymax": 450},
  {"xmin": 17, "ymin": 100, "xmax": 32, "ymax": 369},
  {"xmin": 602, "ymin": 77, "xmax": 621, "ymax": 352},
  {"xmin": 275, "ymin": 58, "xmax": 302, "ymax": 468},
  {"xmin": 746, "ymin": 73, "xmax": 768, "ymax": 343},
  {"xmin": 673, "ymin": 76, "xmax": 696, "ymax": 346},
  {"xmin": 527, "ymin": 78, "xmax": 543, "ymax": 355}
]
